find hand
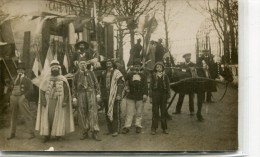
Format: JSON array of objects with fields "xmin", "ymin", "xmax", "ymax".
[
  {"xmin": 116, "ymin": 96, "xmax": 121, "ymax": 101},
  {"xmin": 143, "ymin": 95, "xmax": 147, "ymax": 102},
  {"xmin": 96, "ymin": 95, "xmax": 101, "ymax": 103},
  {"xmin": 73, "ymin": 98, "xmax": 77, "ymax": 105}
]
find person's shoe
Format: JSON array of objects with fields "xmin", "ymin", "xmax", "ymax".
[
  {"xmin": 92, "ymin": 132, "xmax": 102, "ymax": 141},
  {"xmin": 80, "ymin": 133, "xmax": 88, "ymax": 140},
  {"xmin": 136, "ymin": 127, "xmax": 141, "ymax": 134},
  {"xmin": 7, "ymin": 134, "xmax": 15, "ymax": 140},
  {"xmin": 42, "ymin": 136, "xmax": 50, "ymax": 143},
  {"xmin": 172, "ymin": 111, "xmax": 181, "ymax": 114},
  {"xmin": 112, "ymin": 132, "xmax": 118, "ymax": 137},
  {"xmin": 197, "ymin": 114, "xmax": 204, "ymax": 122},
  {"xmin": 163, "ymin": 130, "xmax": 169, "ymax": 134},
  {"xmin": 166, "ymin": 114, "xmax": 172, "ymax": 120},
  {"xmin": 28, "ymin": 132, "xmax": 35, "ymax": 140},
  {"xmin": 122, "ymin": 128, "xmax": 129, "ymax": 134},
  {"xmin": 151, "ymin": 129, "xmax": 156, "ymax": 135}
]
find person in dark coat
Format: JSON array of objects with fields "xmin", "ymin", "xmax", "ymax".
[
  {"xmin": 127, "ymin": 39, "xmax": 143, "ymax": 66},
  {"xmin": 155, "ymin": 39, "xmax": 165, "ymax": 63},
  {"xmin": 150, "ymin": 62, "xmax": 170, "ymax": 135},
  {"xmin": 71, "ymin": 41, "xmax": 98, "ymax": 72},
  {"xmin": 122, "ymin": 59, "xmax": 148, "ymax": 134},
  {"xmin": 100, "ymin": 59, "xmax": 125, "ymax": 137},
  {"xmin": 173, "ymin": 53, "xmax": 195, "ymax": 115},
  {"xmin": 7, "ymin": 62, "xmax": 35, "ymax": 140}
]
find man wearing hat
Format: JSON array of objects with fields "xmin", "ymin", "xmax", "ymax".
[
  {"xmin": 173, "ymin": 53, "xmax": 195, "ymax": 115},
  {"xmin": 122, "ymin": 58, "xmax": 148, "ymax": 134},
  {"xmin": 72, "ymin": 41, "xmax": 99, "ymax": 72},
  {"xmin": 7, "ymin": 62, "xmax": 35, "ymax": 140},
  {"xmin": 36, "ymin": 60, "xmax": 74, "ymax": 143},
  {"xmin": 100, "ymin": 59, "xmax": 125, "ymax": 137},
  {"xmin": 72, "ymin": 58, "xmax": 102, "ymax": 141}
]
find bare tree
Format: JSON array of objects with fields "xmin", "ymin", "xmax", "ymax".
[
  {"xmin": 112, "ymin": 0, "xmax": 158, "ymax": 48},
  {"xmin": 186, "ymin": 0, "xmax": 238, "ymax": 64}
]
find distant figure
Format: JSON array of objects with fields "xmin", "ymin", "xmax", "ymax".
[
  {"xmin": 7, "ymin": 62, "xmax": 35, "ymax": 140},
  {"xmin": 155, "ymin": 39, "xmax": 165, "ymax": 63},
  {"xmin": 127, "ymin": 39, "xmax": 143, "ymax": 66},
  {"xmin": 145, "ymin": 40, "xmax": 156, "ymax": 70},
  {"xmin": 173, "ymin": 53, "xmax": 195, "ymax": 115}
]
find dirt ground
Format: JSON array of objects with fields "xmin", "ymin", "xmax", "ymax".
[{"xmin": 0, "ymin": 85, "xmax": 238, "ymax": 152}]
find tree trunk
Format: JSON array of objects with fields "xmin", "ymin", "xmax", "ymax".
[
  {"xmin": 163, "ymin": 0, "xmax": 169, "ymax": 52},
  {"xmin": 129, "ymin": 29, "xmax": 135, "ymax": 48}
]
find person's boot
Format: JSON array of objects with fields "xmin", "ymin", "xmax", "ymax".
[
  {"xmin": 28, "ymin": 132, "xmax": 35, "ymax": 140},
  {"xmin": 112, "ymin": 132, "xmax": 118, "ymax": 137},
  {"xmin": 80, "ymin": 132, "xmax": 88, "ymax": 140},
  {"xmin": 163, "ymin": 129, "xmax": 169, "ymax": 134},
  {"xmin": 136, "ymin": 127, "xmax": 141, "ymax": 134},
  {"xmin": 42, "ymin": 136, "xmax": 50, "ymax": 143},
  {"xmin": 151, "ymin": 128, "xmax": 156, "ymax": 135},
  {"xmin": 7, "ymin": 133, "xmax": 15, "ymax": 140},
  {"xmin": 197, "ymin": 113, "xmax": 204, "ymax": 122},
  {"xmin": 122, "ymin": 128, "xmax": 130, "ymax": 134},
  {"xmin": 92, "ymin": 132, "xmax": 102, "ymax": 141}
]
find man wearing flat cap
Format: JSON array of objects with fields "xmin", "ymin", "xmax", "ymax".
[
  {"xmin": 122, "ymin": 58, "xmax": 148, "ymax": 134},
  {"xmin": 173, "ymin": 53, "xmax": 195, "ymax": 115},
  {"xmin": 36, "ymin": 60, "xmax": 74, "ymax": 143},
  {"xmin": 72, "ymin": 41, "xmax": 99, "ymax": 72},
  {"xmin": 7, "ymin": 61, "xmax": 35, "ymax": 140}
]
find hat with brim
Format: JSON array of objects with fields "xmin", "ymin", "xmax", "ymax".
[
  {"xmin": 183, "ymin": 53, "xmax": 191, "ymax": 59},
  {"xmin": 75, "ymin": 41, "xmax": 89, "ymax": 49}
]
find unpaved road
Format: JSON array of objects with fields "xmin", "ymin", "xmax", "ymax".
[{"xmin": 0, "ymin": 86, "xmax": 238, "ymax": 151}]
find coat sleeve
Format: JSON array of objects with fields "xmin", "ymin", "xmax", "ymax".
[
  {"xmin": 116, "ymin": 77, "xmax": 125, "ymax": 97},
  {"xmin": 91, "ymin": 71, "xmax": 101, "ymax": 95},
  {"xmin": 142, "ymin": 73, "xmax": 148, "ymax": 96},
  {"xmin": 63, "ymin": 82, "xmax": 70, "ymax": 106},
  {"xmin": 149, "ymin": 74, "xmax": 154, "ymax": 97},
  {"xmin": 165, "ymin": 74, "xmax": 171, "ymax": 98}
]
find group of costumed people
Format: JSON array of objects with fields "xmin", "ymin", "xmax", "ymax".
[{"xmin": 6, "ymin": 39, "xmax": 233, "ymax": 142}]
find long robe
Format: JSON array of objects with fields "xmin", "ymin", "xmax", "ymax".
[
  {"xmin": 35, "ymin": 75, "xmax": 74, "ymax": 136},
  {"xmin": 72, "ymin": 70, "xmax": 101, "ymax": 132}
]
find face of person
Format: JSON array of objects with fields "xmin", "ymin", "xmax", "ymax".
[
  {"xmin": 17, "ymin": 69, "xmax": 25, "ymax": 75},
  {"xmin": 156, "ymin": 64, "xmax": 163, "ymax": 72},
  {"xmin": 79, "ymin": 44, "xmax": 85, "ymax": 52},
  {"xmin": 51, "ymin": 65, "xmax": 60, "ymax": 76},
  {"xmin": 79, "ymin": 61, "xmax": 86, "ymax": 70},
  {"xmin": 106, "ymin": 61, "xmax": 113, "ymax": 69},
  {"xmin": 133, "ymin": 65, "xmax": 141, "ymax": 72},
  {"xmin": 185, "ymin": 57, "xmax": 191, "ymax": 63}
]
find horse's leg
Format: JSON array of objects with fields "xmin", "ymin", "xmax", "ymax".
[{"xmin": 196, "ymin": 92, "xmax": 204, "ymax": 122}]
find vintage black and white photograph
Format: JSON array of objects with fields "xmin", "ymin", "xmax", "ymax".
[{"xmin": 0, "ymin": 0, "xmax": 238, "ymax": 151}]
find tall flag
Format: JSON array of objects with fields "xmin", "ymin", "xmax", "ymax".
[
  {"xmin": 32, "ymin": 52, "xmax": 42, "ymax": 77},
  {"xmin": 142, "ymin": 13, "xmax": 157, "ymax": 66}
]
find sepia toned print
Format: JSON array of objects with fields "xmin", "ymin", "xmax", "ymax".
[{"xmin": 0, "ymin": 0, "xmax": 238, "ymax": 151}]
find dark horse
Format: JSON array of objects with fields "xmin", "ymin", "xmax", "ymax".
[{"xmin": 165, "ymin": 66, "xmax": 220, "ymax": 122}]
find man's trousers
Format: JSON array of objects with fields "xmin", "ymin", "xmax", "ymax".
[
  {"xmin": 9, "ymin": 95, "xmax": 34, "ymax": 136},
  {"xmin": 124, "ymin": 99, "xmax": 144, "ymax": 128}
]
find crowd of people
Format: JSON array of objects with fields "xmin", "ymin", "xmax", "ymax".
[{"xmin": 5, "ymin": 39, "xmax": 234, "ymax": 143}]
